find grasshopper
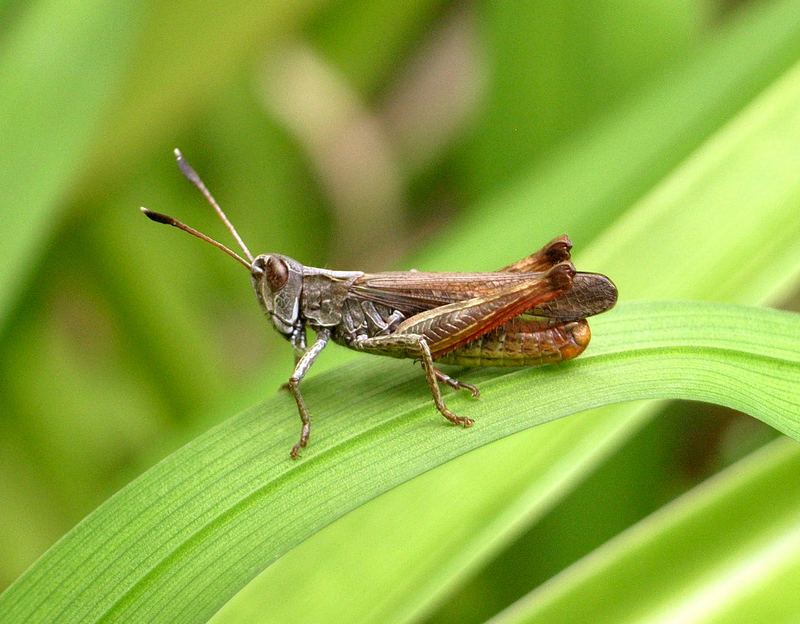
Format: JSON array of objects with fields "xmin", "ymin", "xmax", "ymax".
[{"xmin": 143, "ymin": 150, "xmax": 617, "ymax": 458}]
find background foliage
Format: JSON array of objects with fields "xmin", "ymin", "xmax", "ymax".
[{"xmin": 1, "ymin": 0, "xmax": 800, "ymax": 622}]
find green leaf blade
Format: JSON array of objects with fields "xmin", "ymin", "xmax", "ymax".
[{"xmin": 1, "ymin": 302, "xmax": 798, "ymax": 623}]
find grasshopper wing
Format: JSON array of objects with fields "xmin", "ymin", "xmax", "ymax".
[
  {"xmin": 530, "ymin": 272, "xmax": 617, "ymax": 321},
  {"xmin": 393, "ymin": 263, "xmax": 576, "ymax": 358},
  {"xmin": 350, "ymin": 269, "xmax": 563, "ymax": 315}
]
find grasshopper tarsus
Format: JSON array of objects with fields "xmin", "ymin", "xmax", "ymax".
[
  {"xmin": 144, "ymin": 150, "xmax": 617, "ymax": 458},
  {"xmin": 464, "ymin": 384, "xmax": 480, "ymax": 399},
  {"xmin": 442, "ymin": 409, "xmax": 475, "ymax": 428},
  {"xmin": 433, "ymin": 399, "xmax": 475, "ymax": 428}
]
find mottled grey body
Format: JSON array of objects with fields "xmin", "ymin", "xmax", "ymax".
[{"xmin": 300, "ymin": 272, "xmax": 409, "ymax": 348}]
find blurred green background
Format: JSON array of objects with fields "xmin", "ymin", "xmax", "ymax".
[{"xmin": 2, "ymin": 0, "xmax": 800, "ymax": 622}]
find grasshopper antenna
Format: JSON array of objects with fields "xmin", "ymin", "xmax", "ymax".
[
  {"xmin": 140, "ymin": 207, "xmax": 253, "ymax": 271},
  {"xmin": 173, "ymin": 148, "xmax": 255, "ymax": 263}
]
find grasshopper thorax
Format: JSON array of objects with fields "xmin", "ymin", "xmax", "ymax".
[{"xmin": 251, "ymin": 254, "xmax": 304, "ymax": 336}]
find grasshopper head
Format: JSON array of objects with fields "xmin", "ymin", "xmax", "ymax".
[{"xmin": 251, "ymin": 254, "xmax": 304, "ymax": 336}]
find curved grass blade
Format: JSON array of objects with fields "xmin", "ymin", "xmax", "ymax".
[{"xmin": 0, "ymin": 302, "xmax": 798, "ymax": 623}]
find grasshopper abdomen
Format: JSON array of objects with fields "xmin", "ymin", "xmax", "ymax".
[{"xmin": 436, "ymin": 319, "xmax": 590, "ymax": 367}]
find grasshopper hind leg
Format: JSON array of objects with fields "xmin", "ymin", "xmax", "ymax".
[
  {"xmin": 418, "ymin": 336, "xmax": 475, "ymax": 428},
  {"xmin": 353, "ymin": 334, "xmax": 475, "ymax": 428}
]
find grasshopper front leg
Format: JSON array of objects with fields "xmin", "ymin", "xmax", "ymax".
[
  {"xmin": 286, "ymin": 329, "xmax": 329, "ymax": 458},
  {"xmin": 279, "ymin": 326, "xmax": 308, "ymax": 393},
  {"xmin": 291, "ymin": 325, "xmax": 308, "ymax": 365}
]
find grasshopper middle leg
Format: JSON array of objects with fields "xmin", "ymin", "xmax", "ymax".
[{"xmin": 353, "ymin": 334, "xmax": 475, "ymax": 428}]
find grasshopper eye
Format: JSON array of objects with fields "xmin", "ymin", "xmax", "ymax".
[{"xmin": 266, "ymin": 256, "xmax": 289, "ymax": 291}]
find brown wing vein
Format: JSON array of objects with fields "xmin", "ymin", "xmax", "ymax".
[{"xmin": 351, "ymin": 271, "xmax": 553, "ymax": 314}]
